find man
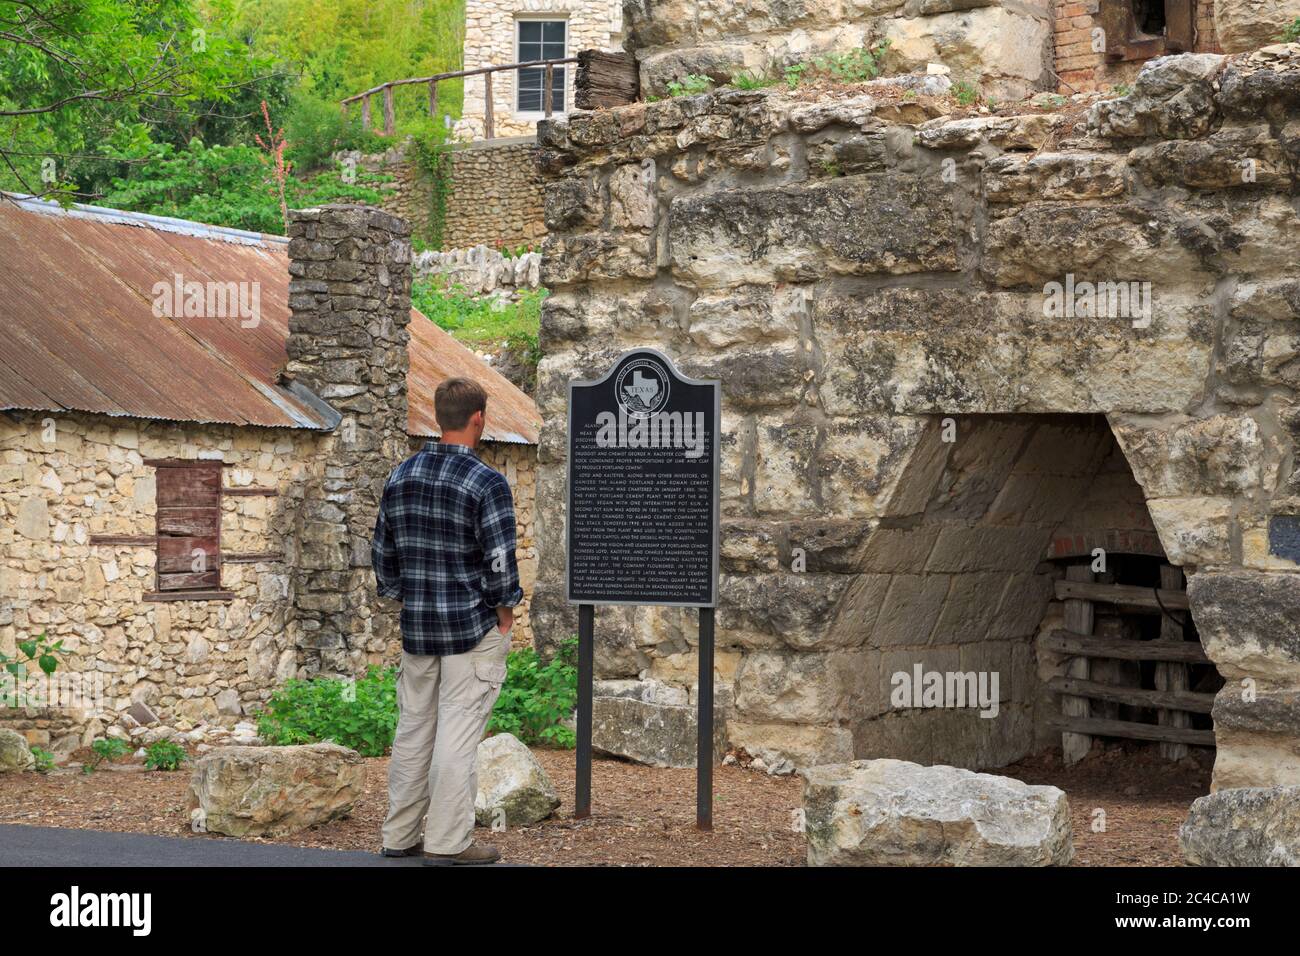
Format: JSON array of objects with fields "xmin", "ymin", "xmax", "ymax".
[{"xmin": 373, "ymin": 376, "xmax": 523, "ymax": 866}]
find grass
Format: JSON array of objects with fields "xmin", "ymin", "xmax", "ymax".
[{"xmin": 411, "ymin": 281, "xmax": 544, "ymax": 351}]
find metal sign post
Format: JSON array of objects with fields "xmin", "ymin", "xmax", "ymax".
[{"xmin": 566, "ymin": 349, "xmax": 721, "ymax": 830}]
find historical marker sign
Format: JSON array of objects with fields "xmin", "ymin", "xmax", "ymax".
[{"xmin": 567, "ymin": 348, "xmax": 720, "ymax": 606}]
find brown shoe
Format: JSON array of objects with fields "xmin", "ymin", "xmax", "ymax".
[
  {"xmin": 381, "ymin": 842, "xmax": 423, "ymax": 858},
  {"xmin": 422, "ymin": 842, "xmax": 501, "ymax": 867}
]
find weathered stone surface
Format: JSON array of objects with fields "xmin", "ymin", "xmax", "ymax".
[
  {"xmin": 1129, "ymin": 124, "xmax": 1290, "ymax": 190},
  {"xmin": 916, "ymin": 113, "xmax": 1065, "ymax": 150},
  {"xmin": 0, "ymin": 728, "xmax": 35, "ymax": 772},
  {"xmin": 802, "ymin": 759, "xmax": 1073, "ymax": 866},
  {"xmin": 1215, "ymin": 2, "xmax": 1299, "ymax": 54},
  {"xmin": 983, "ymin": 152, "xmax": 1127, "ymax": 203},
  {"xmin": 592, "ymin": 697, "xmax": 726, "ymax": 768},
  {"xmin": 474, "ymin": 733, "xmax": 560, "ymax": 827},
  {"xmin": 1088, "ymin": 54, "xmax": 1225, "ymax": 140},
  {"xmin": 1189, "ymin": 571, "xmax": 1300, "ymax": 681},
  {"xmin": 734, "ymin": 648, "xmax": 876, "ymax": 723},
  {"xmin": 728, "ymin": 719, "xmax": 855, "ymax": 767},
  {"xmin": 1212, "ymin": 684, "xmax": 1300, "ymax": 788},
  {"xmin": 1180, "ymin": 786, "xmax": 1300, "ymax": 866},
  {"xmin": 186, "ymin": 743, "xmax": 366, "ymax": 837},
  {"xmin": 1113, "ymin": 416, "xmax": 1264, "ymax": 498},
  {"xmin": 669, "ymin": 173, "xmax": 966, "ymax": 287}
]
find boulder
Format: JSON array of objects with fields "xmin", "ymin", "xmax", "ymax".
[
  {"xmin": 474, "ymin": 733, "xmax": 560, "ymax": 827},
  {"xmin": 186, "ymin": 743, "xmax": 365, "ymax": 837},
  {"xmin": 802, "ymin": 759, "xmax": 1074, "ymax": 866},
  {"xmin": 593, "ymin": 697, "xmax": 727, "ymax": 768},
  {"xmin": 1180, "ymin": 786, "xmax": 1300, "ymax": 865},
  {"xmin": 0, "ymin": 729, "xmax": 35, "ymax": 772}
]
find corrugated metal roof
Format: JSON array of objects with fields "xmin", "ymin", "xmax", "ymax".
[{"xmin": 0, "ymin": 195, "xmax": 539, "ymax": 444}]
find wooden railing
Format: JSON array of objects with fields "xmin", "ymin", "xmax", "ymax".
[{"xmin": 341, "ymin": 57, "xmax": 579, "ymax": 140}]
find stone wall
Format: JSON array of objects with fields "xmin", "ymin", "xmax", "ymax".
[
  {"xmin": 0, "ymin": 409, "xmax": 320, "ymax": 752},
  {"xmin": 1216, "ymin": 0, "xmax": 1299, "ymax": 53},
  {"xmin": 462, "ymin": 0, "xmax": 625, "ymax": 139},
  {"xmin": 355, "ymin": 138, "xmax": 546, "ymax": 250},
  {"xmin": 533, "ymin": 46, "xmax": 1300, "ymax": 787},
  {"xmin": 286, "ymin": 205, "xmax": 413, "ymax": 678},
  {"xmin": 444, "ymin": 138, "xmax": 548, "ymax": 249},
  {"xmin": 1054, "ymin": 0, "xmax": 1222, "ymax": 93},
  {"xmin": 624, "ymin": 0, "xmax": 1056, "ymax": 102}
]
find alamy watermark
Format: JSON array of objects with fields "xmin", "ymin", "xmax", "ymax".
[
  {"xmin": 1042, "ymin": 273, "xmax": 1152, "ymax": 329},
  {"xmin": 152, "ymin": 272, "xmax": 261, "ymax": 328},
  {"xmin": 891, "ymin": 665, "xmax": 1000, "ymax": 718}
]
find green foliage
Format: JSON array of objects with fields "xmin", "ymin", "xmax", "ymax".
[
  {"xmin": 0, "ymin": 630, "xmax": 62, "ymax": 681},
  {"xmin": 1279, "ymin": 17, "xmax": 1300, "ymax": 41},
  {"xmin": 98, "ymin": 138, "xmax": 387, "ymax": 234},
  {"xmin": 1111, "ymin": 83, "xmax": 1132, "ymax": 97},
  {"xmin": 29, "ymin": 746, "xmax": 55, "ymax": 773},
  {"xmin": 283, "ymin": 91, "xmax": 387, "ymax": 172},
  {"xmin": 810, "ymin": 40, "xmax": 892, "ymax": 84},
  {"xmin": 257, "ymin": 666, "xmax": 398, "ymax": 757},
  {"xmin": 952, "ymin": 81, "xmax": 980, "ymax": 107},
  {"xmin": 488, "ymin": 638, "xmax": 578, "ymax": 748},
  {"xmin": 784, "ymin": 62, "xmax": 810, "ymax": 89},
  {"xmin": 730, "ymin": 70, "xmax": 777, "ymax": 91},
  {"xmin": 408, "ymin": 127, "xmax": 455, "ymax": 248},
  {"xmin": 82, "ymin": 737, "xmax": 131, "ymax": 774},
  {"xmin": 144, "ymin": 740, "xmax": 188, "ymax": 771},
  {"xmin": 666, "ymin": 74, "xmax": 714, "ymax": 97},
  {"xmin": 412, "ymin": 282, "xmax": 545, "ymax": 351}
]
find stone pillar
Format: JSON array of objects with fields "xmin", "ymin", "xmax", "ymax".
[{"xmin": 285, "ymin": 205, "xmax": 412, "ymax": 676}]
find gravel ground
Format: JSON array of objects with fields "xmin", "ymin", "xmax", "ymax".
[{"xmin": 0, "ymin": 743, "xmax": 1207, "ymax": 866}]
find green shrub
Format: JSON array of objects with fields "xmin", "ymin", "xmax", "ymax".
[
  {"xmin": 952, "ymin": 81, "xmax": 980, "ymax": 107},
  {"xmin": 812, "ymin": 40, "xmax": 891, "ymax": 84},
  {"xmin": 488, "ymin": 638, "xmax": 578, "ymax": 748},
  {"xmin": 1280, "ymin": 17, "xmax": 1300, "ymax": 41},
  {"xmin": 144, "ymin": 740, "xmax": 188, "ymax": 771},
  {"xmin": 30, "ymin": 746, "xmax": 55, "ymax": 773},
  {"xmin": 82, "ymin": 737, "xmax": 130, "ymax": 774},
  {"xmin": 257, "ymin": 666, "xmax": 398, "ymax": 757},
  {"xmin": 666, "ymin": 74, "xmax": 714, "ymax": 97}
]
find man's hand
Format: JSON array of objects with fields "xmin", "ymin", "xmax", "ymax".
[{"xmin": 495, "ymin": 606, "xmax": 514, "ymax": 635}]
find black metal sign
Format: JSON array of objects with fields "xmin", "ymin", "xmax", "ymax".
[
  {"xmin": 565, "ymin": 348, "xmax": 721, "ymax": 830},
  {"xmin": 566, "ymin": 348, "xmax": 720, "ymax": 607}
]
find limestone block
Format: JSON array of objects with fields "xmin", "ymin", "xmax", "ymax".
[
  {"xmin": 1215, "ymin": 1, "xmax": 1299, "ymax": 53},
  {"xmin": 728, "ymin": 719, "xmax": 856, "ymax": 768},
  {"xmin": 1189, "ymin": 570, "xmax": 1300, "ymax": 681},
  {"xmin": 982, "ymin": 153, "xmax": 1127, "ymax": 204},
  {"xmin": 1181, "ymin": 786, "xmax": 1300, "ymax": 865},
  {"xmin": 1129, "ymin": 124, "xmax": 1289, "ymax": 190},
  {"xmin": 1212, "ymin": 683, "xmax": 1300, "ymax": 788},
  {"xmin": 802, "ymin": 759, "xmax": 1073, "ymax": 866},
  {"xmin": 1112, "ymin": 415, "xmax": 1263, "ymax": 497},
  {"xmin": 0, "ymin": 728, "xmax": 35, "ymax": 772},
  {"xmin": 592, "ymin": 697, "xmax": 727, "ymax": 768},
  {"xmin": 734, "ymin": 648, "xmax": 875, "ymax": 723},
  {"xmin": 1146, "ymin": 497, "xmax": 1235, "ymax": 567}
]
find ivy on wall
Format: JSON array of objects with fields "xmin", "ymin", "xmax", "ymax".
[{"xmin": 409, "ymin": 134, "xmax": 455, "ymax": 250}]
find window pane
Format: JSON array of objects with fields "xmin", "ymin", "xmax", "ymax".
[
  {"xmin": 517, "ymin": 66, "xmax": 565, "ymax": 112},
  {"xmin": 518, "ymin": 20, "xmax": 541, "ymax": 44},
  {"xmin": 542, "ymin": 21, "xmax": 566, "ymax": 43}
]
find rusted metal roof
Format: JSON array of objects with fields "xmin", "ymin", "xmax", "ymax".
[{"xmin": 0, "ymin": 196, "xmax": 539, "ymax": 444}]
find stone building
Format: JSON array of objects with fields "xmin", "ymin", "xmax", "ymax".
[
  {"xmin": 461, "ymin": 0, "xmax": 625, "ymax": 139},
  {"xmin": 532, "ymin": 19, "xmax": 1300, "ymax": 796},
  {"xmin": 0, "ymin": 197, "xmax": 540, "ymax": 753}
]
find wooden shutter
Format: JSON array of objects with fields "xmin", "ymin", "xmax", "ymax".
[
  {"xmin": 1165, "ymin": 0, "xmax": 1194, "ymax": 51},
  {"xmin": 1097, "ymin": 0, "xmax": 1135, "ymax": 61},
  {"xmin": 149, "ymin": 459, "xmax": 223, "ymax": 592}
]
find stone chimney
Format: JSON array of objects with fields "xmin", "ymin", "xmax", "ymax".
[{"xmin": 285, "ymin": 205, "xmax": 412, "ymax": 676}]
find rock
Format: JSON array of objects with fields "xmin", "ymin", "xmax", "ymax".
[
  {"xmin": 593, "ymin": 697, "xmax": 727, "ymax": 768},
  {"xmin": 186, "ymin": 743, "xmax": 365, "ymax": 837},
  {"xmin": 474, "ymin": 733, "xmax": 560, "ymax": 827},
  {"xmin": 802, "ymin": 759, "xmax": 1074, "ymax": 866},
  {"xmin": 1215, "ymin": 0, "xmax": 1298, "ymax": 53},
  {"xmin": 1180, "ymin": 786, "xmax": 1300, "ymax": 865},
  {"xmin": 214, "ymin": 689, "xmax": 242, "ymax": 716},
  {"xmin": 0, "ymin": 729, "xmax": 35, "ymax": 772}
]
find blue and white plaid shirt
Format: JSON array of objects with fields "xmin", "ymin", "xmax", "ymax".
[{"xmin": 372, "ymin": 442, "xmax": 523, "ymax": 656}]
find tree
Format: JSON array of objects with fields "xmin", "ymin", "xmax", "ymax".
[{"xmin": 0, "ymin": 0, "xmax": 273, "ymax": 200}]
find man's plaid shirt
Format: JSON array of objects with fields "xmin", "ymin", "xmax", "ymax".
[{"xmin": 372, "ymin": 442, "xmax": 523, "ymax": 656}]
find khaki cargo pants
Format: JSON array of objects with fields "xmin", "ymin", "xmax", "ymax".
[{"xmin": 382, "ymin": 625, "xmax": 510, "ymax": 855}]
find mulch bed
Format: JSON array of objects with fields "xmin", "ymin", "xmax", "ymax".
[{"xmin": 0, "ymin": 744, "xmax": 1208, "ymax": 866}]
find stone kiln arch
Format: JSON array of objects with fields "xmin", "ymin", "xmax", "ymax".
[{"xmin": 533, "ymin": 49, "xmax": 1300, "ymax": 790}]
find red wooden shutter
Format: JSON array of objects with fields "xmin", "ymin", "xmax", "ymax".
[{"xmin": 150, "ymin": 460, "xmax": 223, "ymax": 591}]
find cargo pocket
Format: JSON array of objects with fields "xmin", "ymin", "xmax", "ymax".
[{"xmin": 474, "ymin": 658, "xmax": 507, "ymax": 718}]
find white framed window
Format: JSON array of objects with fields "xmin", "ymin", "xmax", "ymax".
[{"xmin": 515, "ymin": 17, "xmax": 567, "ymax": 116}]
